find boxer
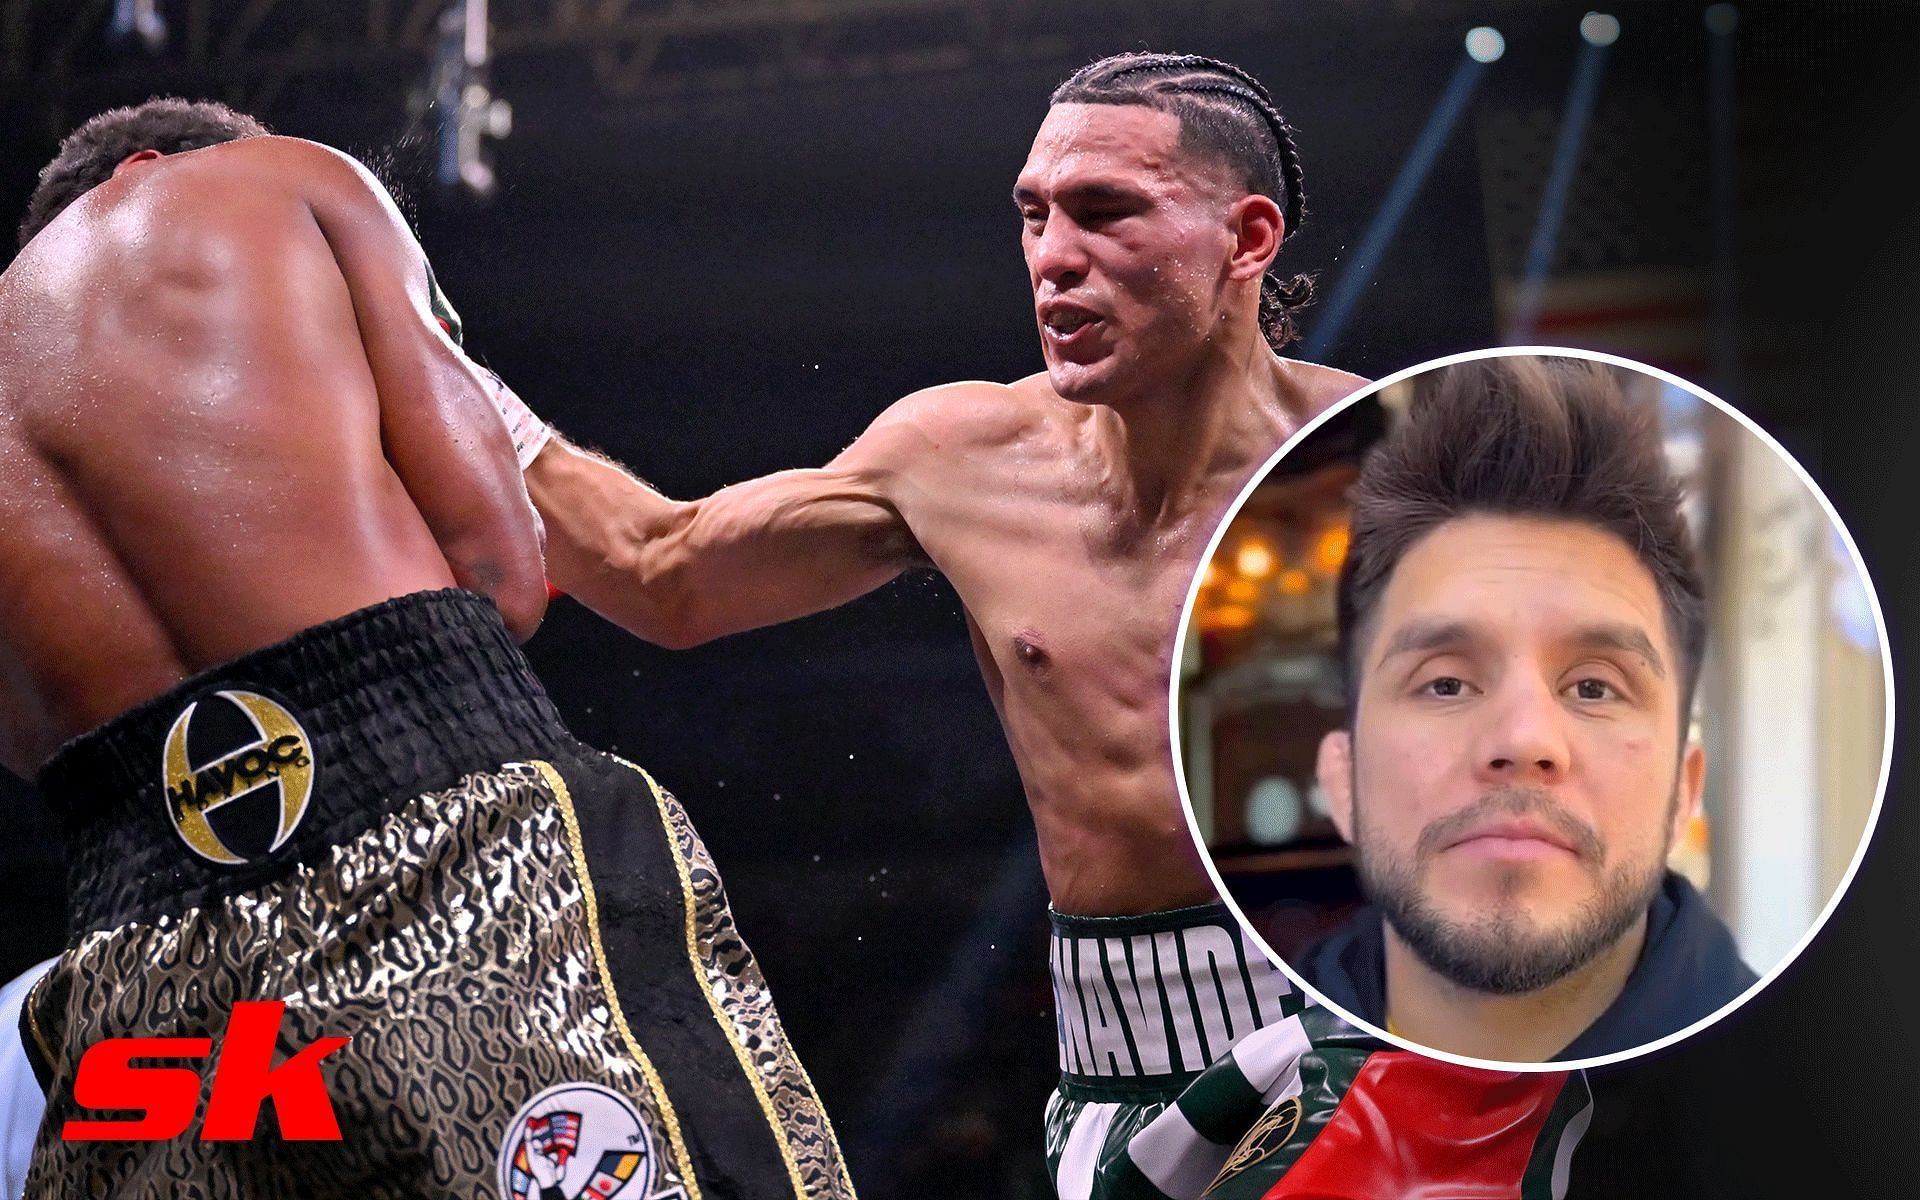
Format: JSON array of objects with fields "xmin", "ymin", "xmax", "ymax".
[
  {"xmin": 494, "ymin": 52, "xmax": 1383, "ymax": 1195},
  {"xmin": 1, "ymin": 99, "xmax": 848, "ymax": 1199}
]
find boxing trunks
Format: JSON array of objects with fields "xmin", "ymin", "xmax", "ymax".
[
  {"xmin": 18, "ymin": 590, "xmax": 851, "ymax": 1200},
  {"xmin": 1042, "ymin": 905, "xmax": 1591, "ymax": 1199},
  {"xmin": 1164, "ymin": 1009, "xmax": 1593, "ymax": 1200},
  {"xmin": 1042, "ymin": 902, "xmax": 1303, "ymax": 1199}
]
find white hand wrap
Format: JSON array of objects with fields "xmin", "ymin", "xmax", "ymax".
[{"xmin": 482, "ymin": 367, "xmax": 553, "ymax": 469}]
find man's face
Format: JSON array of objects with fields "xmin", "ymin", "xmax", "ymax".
[
  {"xmin": 1319, "ymin": 514, "xmax": 1704, "ymax": 995},
  {"xmin": 1014, "ymin": 103, "xmax": 1251, "ymax": 402}
]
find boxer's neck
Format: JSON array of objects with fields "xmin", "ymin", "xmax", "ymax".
[{"xmin": 1093, "ymin": 318, "xmax": 1305, "ymax": 529}]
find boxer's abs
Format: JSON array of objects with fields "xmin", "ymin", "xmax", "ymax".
[
  {"xmin": 0, "ymin": 203, "xmax": 457, "ymax": 778},
  {"xmin": 971, "ymin": 621, "xmax": 1216, "ymax": 917},
  {"xmin": 1018, "ymin": 743, "xmax": 1217, "ymax": 917},
  {"xmin": 942, "ymin": 472, "xmax": 1224, "ymax": 918}
]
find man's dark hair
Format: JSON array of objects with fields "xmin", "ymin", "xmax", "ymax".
[
  {"xmin": 1050, "ymin": 52, "xmax": 1314, "ymax": 350},
  {"xmin": 19, "ymin": 97, "xmax": 270, "ymax": 248},
  {"xmin": 1337, "ymin": 355, "xmax": 1708, "ymax": 722}
]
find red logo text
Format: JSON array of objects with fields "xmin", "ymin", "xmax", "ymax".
[{"xmin": 62, "ymin": 1001, "xmax": 350, "ymax": 1142}]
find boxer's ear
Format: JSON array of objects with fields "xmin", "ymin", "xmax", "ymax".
[
  {"xmin": 1317, "ymin": 729, "xmax": 1356, "ymax": 844},
  {"xmin": 112, "ymin": 149, "xmax": 163, "ymax": 176}
]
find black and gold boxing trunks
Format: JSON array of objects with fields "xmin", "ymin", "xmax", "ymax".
[{"xmin": 18, "ymin": 589, "xmax": 852, "ymax": 1200}]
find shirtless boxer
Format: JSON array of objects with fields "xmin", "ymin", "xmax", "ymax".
[
  {"xmin": 1, "ymin": 99, "xmax": 848, "ymax": 1199},
  {"xmin": 488, "ymin": 53, "xmax": 1596, "ymax": 1197}
]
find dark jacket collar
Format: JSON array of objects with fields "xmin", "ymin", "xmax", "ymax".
[{"xmin": 1300, "ymin": 871, "xmax": 1759, "ymax": 1060}]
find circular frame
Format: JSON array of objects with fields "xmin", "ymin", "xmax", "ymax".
[{"xmin": 1168, "ymin": 344, "xmax": 1897, "ymax": 1072}]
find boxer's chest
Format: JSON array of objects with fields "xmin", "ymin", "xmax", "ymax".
[{"xmin": 947, "ymin": 516, "xmax": 1205, "ymax": 729}]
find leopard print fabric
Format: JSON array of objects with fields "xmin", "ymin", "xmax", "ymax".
[
  {"xmin": 628, "ymin": 761, "xmax": 857, "ymax": 1200},
  {"xmin": 25, "ymin": 764, "xmax": 696, "ymax": 1200}
]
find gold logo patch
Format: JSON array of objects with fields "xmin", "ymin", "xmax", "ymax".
[
  {"xmin": 1208, "ymin": 1096, "xmax": 1304, "ymax": 1193},
  {"xmin": 160, "ymin": 690, "xmax": 316, "ymax": 866}
]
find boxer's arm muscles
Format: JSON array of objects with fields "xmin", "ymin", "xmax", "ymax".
[
  {"xmin": 528, "ymin": 416, "xmax": 927, "ymax": 649},
  {"xmin": 292, "ymin": 141, "xmax": 548, "ymax": 641}
]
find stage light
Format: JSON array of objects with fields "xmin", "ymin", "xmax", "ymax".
[
  {"xmin": 1705, "ymin": 4, "xmax": 1739, "ymax": 36},
  {"xmin": 1509, "ymin": 15, "xmax": 1617, "ymax": 338},
  {"xmin": 1581, "ymin": 12, "xmax": 1621, "ymax": 46},
  {"xmin": 1304, "ymin": 54, "xmax": 1493, "ymax": 358},
  {"xmin": 109, "ymin": 0, "xmax": 167, "ymax": 53},
  {"xmin": 1465, "ymin": 27, "xmax": 1506, "ymax": 64}
]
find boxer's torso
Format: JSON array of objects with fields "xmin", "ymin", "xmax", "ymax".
[
  {"xmin": 0, "ymin": 139, "xmax": 458, "ymax": 778},
  {"xmin": 892, "ymin": 363, "xmax": 1362, "ymax": 916}
]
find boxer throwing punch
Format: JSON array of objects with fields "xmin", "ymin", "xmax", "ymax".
[{"xmin": 489, "ymin": 54, "xmax": 1469, "ymax": 1196}]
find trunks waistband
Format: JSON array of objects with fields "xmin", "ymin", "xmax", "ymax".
[
  {"xmin": 1049, "ymin": 902, "xmax": 1299, "ymax": 1100},
  {"xmin": 37, "ymin": 588, "xmax": 570, "ymax": 934}
]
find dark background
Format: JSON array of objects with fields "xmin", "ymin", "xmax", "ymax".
[{"xmin": 3, "ymin": 2, "xmax": 1916, "ymax": 1195}]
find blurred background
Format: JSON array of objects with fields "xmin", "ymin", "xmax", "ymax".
[
  {"xmin": 2, "ymin": 2, "xmax": 1917, "ymax": 1196},
  {"xmin": 1182, "ymin": 358, "xmax": 1889, "ymax": 980}
]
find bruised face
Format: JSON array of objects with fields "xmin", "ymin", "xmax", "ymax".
[
  {"xmin": 1318, "ymin": 515, "xmax": 1704, "ymax": 995},
  {"xmin": 1014, "ymin": 103, "xmax": 1273, "ymax": 402}
]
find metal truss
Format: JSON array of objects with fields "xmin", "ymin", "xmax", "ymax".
[{"xmin": 0, "ymin": 0, "xmax": 1123, "ymax": 112}]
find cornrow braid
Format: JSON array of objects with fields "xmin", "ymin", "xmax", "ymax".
[{"xmin": 1052, "ymin": 52, "xmax": 1316, "ymax": 349}]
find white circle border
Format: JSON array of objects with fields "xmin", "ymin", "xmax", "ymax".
[
  {"xmin": 1166, "ymin": 344, "xmax": 1899, "ymax": 1074},
  {"xmin": 496, "ymin": 1080, "xmax": 655, "ymax": 1200}
]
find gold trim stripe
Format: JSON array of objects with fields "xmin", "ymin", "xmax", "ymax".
[
  {"xmin": 532, "ymin": 759, "xmax": 704, "ymax": 1200},
  {"xmin": 779, "ymin": 1001, "xmax": 858, "ymax": 1198},
  {"xmin": 23, "ymin": 967, "xmax": 58, "ymax": 1074},
  {"xmin": 614, "ymin": 757, "xmax": 818, "ymax": 1200}
]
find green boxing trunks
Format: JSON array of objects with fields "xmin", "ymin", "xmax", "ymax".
[
  {"xmin": 19, "ymin": 589, "xmax": 852, "ymax": 1200},
  {"xmin": 1042, "ymin": 908, "xmax": 1593, "ymax": 1199},
  {"xmin": 1042, "ymin": 903, "xmax": 1306, "ymax": 1199}
]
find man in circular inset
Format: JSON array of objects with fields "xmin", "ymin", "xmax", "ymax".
[{"xmin": 1305, "ymin": 354, "xmax": 1758, "ymax": 1062}]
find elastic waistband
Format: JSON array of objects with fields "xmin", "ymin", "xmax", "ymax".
[
  {"xmin": 38, "ymin": 589, "xmax": 570, "ymax": 933},
  {"xmin": 1050, "ymin": 902, "xmax": 1300, "ymax": 1099}
]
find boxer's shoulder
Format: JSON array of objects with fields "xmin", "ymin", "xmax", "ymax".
[
  {"xmin": 1276, "ymin": 356, "xmax": 1370, "ymax": 414},
  {"xmin": 183, "ymin": 136, "xmax": 388, "ymax": 203},
  {"xmin": 53, "ymin": 137, "xmax": 378, "ymax": 252},
  {"xmin": 866, "ymin": 378, "xmax": 1046, "ymax": 457}
]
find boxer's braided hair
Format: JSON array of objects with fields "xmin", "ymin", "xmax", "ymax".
[{"xmin": 1051, "ymin": 52, "xmax": 1314, "ymax": 349}]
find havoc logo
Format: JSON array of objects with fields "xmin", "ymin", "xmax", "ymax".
[
  {"xmin": 161, "ymin": 690, "xmax": 316, "ymax": 866},
  {"xmin": 1210, "ymin": 1097, "xmax": 1304, "ymax": 1190},
  {"xmin": 499, "ymin": 1083, "xmax": 678, "ymax": 1200}
]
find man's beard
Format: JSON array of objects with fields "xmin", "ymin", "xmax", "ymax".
[{"xmin": 1354, "ymin": 786, "xmax": 1671, "ymax": 996}]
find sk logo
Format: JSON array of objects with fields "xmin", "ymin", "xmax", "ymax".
[
  {"xmin": 499, "ymin": 1083, "xmax": 673, "ymax": 1200},
  {"xmin": 160, "ymin": 690, "xmax": 316, "ymax": 866}
]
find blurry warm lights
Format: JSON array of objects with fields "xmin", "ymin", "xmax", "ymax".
[
  {"xmin": 1314, "ymin": 524, "xmax": 1350, "ymax": 574},
  {"xmin": 1235, "ymin": 539, "xmax": 1277, "ymax": 579},
  {"xmin": 1211, "ymin": 604, "xmax": 1257, "ymax": 630},
  {"xmin": 1203, "ymin": 517, "xmax": 1349, "ymax": 632}
]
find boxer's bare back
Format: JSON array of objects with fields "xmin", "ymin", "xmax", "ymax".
[{"xmin": 0, "ymin": 136, "xmax": 543, "ymax": 779}]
